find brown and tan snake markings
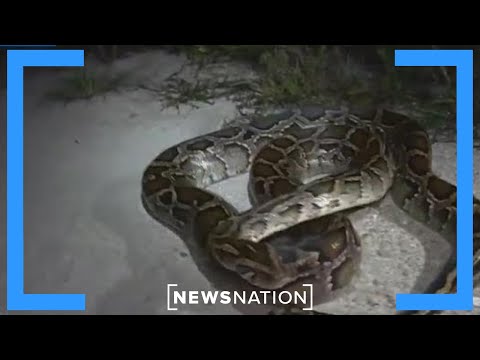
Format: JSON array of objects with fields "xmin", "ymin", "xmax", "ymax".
[{"xmin": 141, "ymin": 105, "xmax": 480, "ymax": 315}]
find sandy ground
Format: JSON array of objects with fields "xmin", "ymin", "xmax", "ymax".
[{"xmin": 0, "ymin": 49, "xmax": 478, "ymax": 315}]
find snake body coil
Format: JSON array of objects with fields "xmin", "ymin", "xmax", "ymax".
[{"xmin": 141, "ymin": 105, "xmax": 480, "ymax": 315}]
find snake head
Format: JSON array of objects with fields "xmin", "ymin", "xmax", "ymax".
[
  {"xmin": 207, "ymin": 214, "xmax": 362, "ymax": 306},
  {"xmin": 207, "ymin": 235, "xmax": 322, "ymax": 290}
]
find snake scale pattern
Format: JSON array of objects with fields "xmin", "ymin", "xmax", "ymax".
[{"xmin": 141, "ymin": 105, "xmax": 480, "ymax": 315}]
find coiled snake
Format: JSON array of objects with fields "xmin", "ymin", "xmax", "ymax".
[{"xmin": 141, "ymin": 105, "xmax": 480, "ymax": 315}]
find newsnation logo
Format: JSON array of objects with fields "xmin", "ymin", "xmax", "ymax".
[{"xmin": 167, "ymin": 283, "xmax": 313, "ymax": 311}]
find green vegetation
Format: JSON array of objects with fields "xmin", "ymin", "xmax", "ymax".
[
  {"xmin": 50, "ymin": 45, "xmax": 479, "ymax": 130},
  {"xmin": 164, "ymin": 45, "xmax": 468, "ymax": 129}
]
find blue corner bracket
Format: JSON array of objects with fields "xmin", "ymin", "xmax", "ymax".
[
  {"xmin": 7, "ymin": 49, "xmax": 86, "ymax": 311},
  {"xmin": 395, "ymin": 49, "xmax": 473, "ymax": 311}
]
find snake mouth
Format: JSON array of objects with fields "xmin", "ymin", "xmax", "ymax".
[{"xmin": 209, "ymin": 212, "xmax": 363, "ymax": 293}]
